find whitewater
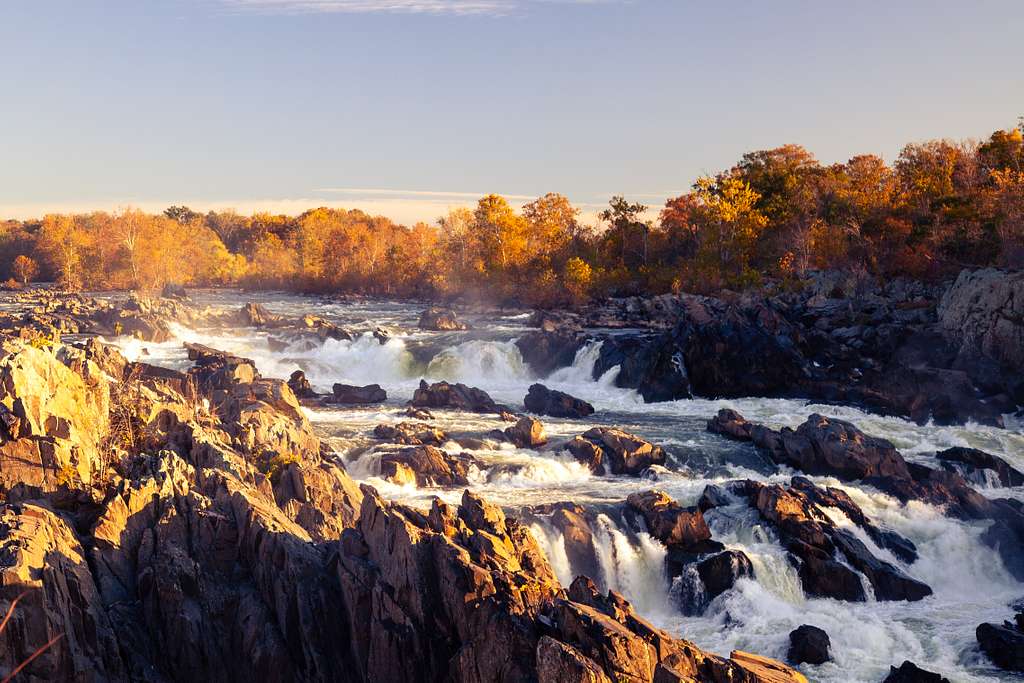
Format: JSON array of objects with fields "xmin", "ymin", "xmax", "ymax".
[{"xmin": 108, "ymin": 290, "xmax": 1024, "ymax": 682}]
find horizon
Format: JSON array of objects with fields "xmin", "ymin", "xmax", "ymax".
[{"xmin": 2, "ymin": 0, "xmax": 1022, "ymax": 224}]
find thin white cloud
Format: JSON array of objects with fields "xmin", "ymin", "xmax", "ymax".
[
  {"xmin": 218, "ymin": 0, "xmax": 616, "ymax": 16},
  {"xmin": 312, "ymin": 186, "xmax": 536, "ymax": 200},
  {"xmin": 221, "ymin": 0, "xmax": 514, "ymax": 15}
]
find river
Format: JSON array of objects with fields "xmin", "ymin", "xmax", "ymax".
[{"xmin": 106, "ymin": 289, "xmax": 1024, "ymax": 682}]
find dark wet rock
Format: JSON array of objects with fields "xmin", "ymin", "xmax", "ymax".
[
  {"xmin": 524, "ymin": 383, "xmax": 595, "ymax": 418},
  {"xmin": 515, "ymin": 330, "xmax": 585, "ymax": 377},
  {"xmin": 329, "ymin": 382, "xmax": 387, "ymax": 404},
  {"xmin": 935, "ymin": 446, "xmax": 1024, "ymax": 487},
  {"xmin": 625, "ymin": 490, "xmax": 711, "ymax": 548},
  {"xmin": 663, "ymin": 539, "xmax": 727, "ymax": 580},
  {"xmin": 505, "ymin": 416, "xmax": 548, "ymax": 448},
  {"xmin": 287, "ymin": 369, "xmax": 318, "ymax": 399},
  {"xmin": 746, "ymin": 481, "xmax": 930, "ymax": 602},
  {"xmin": 882, "ymin": 660, "xmax": 951, "ymax": 683},
  {"xmin": 592, "ymin": 333, "xmax": 691, "ymax": 402},
  {"xmin": 377, "ymin": 445, "xmax": 475, "ymax": 486},
  {"xmin": 567, "ymin": 428, "xmax": 667, "ymax": 476},
  {"xmin": 418, "ymin": 306, "xmax": 469, "ymax": 331},
  {"xmin": 694, "ymin": 550, "xmax": 754, "ymax": 602},
  {"xmin": 787, "ymin": 624, "xmax": 831, "ymax": 665},
  {"xmin": 976, "ymin": 613, "xmax": 1024, "ymax": 672},
  {"xmin": 160, "ymin": 282, "xmax": 188, "ymax": 299},
  {"xmin": 410, "ymin": 379, "xmax": 502, "ymax": 413},
  {"xmin": 790, "ymin": 477, "xmax": 918, "ymax": 564},
  {"xmin": 697, "ymin": 484, "xmax": 731, "ymax": 512},
  {"xmin": 373, "ymin": 421, "xmax": 447, "ymax": 446},
  {"xmin": 831, "ymin": 530, "xmax": 932, "ymax": 601},
  {"xmin": 771, "ymin": 413, "xmax": 910, "ymax": 481},
  {"xmin": 184, "ymin": 342, "xmax": 259, "ymax": 389}
]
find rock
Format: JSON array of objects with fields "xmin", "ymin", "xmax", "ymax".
[
  {"xmin": 0, "ymin": 340, "xmax": 110, "ymax": 493},
  {"xmin": 935, "ymin": 446, "xmax": 1024, "ymax": 487},
  {"xmin": 592, "ymin": 333, "xmax": 691, "ymax": 402},
  {"xmin": 882, "ymin": 660, "xmax": 951, "ymax": 682},
  {"xmin": 330, "ymin": 383, "xmax": 387, "ymax": 404},
  {"xmin": 528, "ymin": 503, "xmax": 602, "ymax": 583},
  {"xmin": 0, "ymin": 503, "xmax": 127, "ymax": 681},
  {"xmin": 536, "ymin": 636, "xmax": 611, "ymax": 683},
  {"xmin": 976, "ymin": 616, "xmax": 1024, "ymax": 672},
  {"xmin": 515, "ymin": 330, "xmax": 585, "ymax": 377},
  {"xmin": 697, "ymin": 484, "xmax": 731, "ymax": 512},
  {"xmin": 746, "ymin": 481, "xmax": 931, "ymax": 602},
  {"xmin": 626, "ymin": 490, "xmax": 711, "ymax": 548},
  {"xmin": 373, "ymin": 421, "xmax": 446, "ymax": 446},
  {"xmin": 287, "ymin": 369, "xmax": 318, "ymax": 399},
  {"xmin": 773, "ymin": 413, "xmax": 910, "ymax": 481},
  {"xmin": 524, "ymin": 383, "xmax": 595, "ymax": 418},
  {"xmin": 706, "ymin": 408, "xmax": 753, "ymax": 441},
  {"xmin": 404, "ymin": 406, "xmax": 434, "ymax": 420},
  {"xmin": 417, "ymin": 306, "xmax": 469, "ymax": 331},
  {"xmin": 568, "ymin": 428, "xmax": 667, "ymax": 476},
  {"xmin": 729, "ymin": 651, "xmax": 809, "ymax": 683},
  {"xmin": 410, "ymin": 379, "xmax": 501, "ymax": 413},
  {"xmin": 673, "ymin": 550, "xmax": 754, "ymax": 614},
  {"xmin": 787, "ymin": 624, "xmax": 830, "ymax": 665},
  {"xmin": 377, "ymin": 445, "xmax": 475, "ymax": 487},
  {"xmin": 240, "ymin": 301, "xmax": 277, "ymax": 327},
  {"xmin": 505, "ymin": 416, "xmax": 548, "ymax": 448},
  {"xmin": 160, "ymin": 282, "xmax": 188, "ymax": 299},
  {"xmin": 939, "ymin": 268, "xmax": 1024, "ymax": 374}
]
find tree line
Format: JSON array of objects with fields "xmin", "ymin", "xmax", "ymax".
[{"xmin": 2, "ymin": 122, "xmax": 1021, "ymax": 305}]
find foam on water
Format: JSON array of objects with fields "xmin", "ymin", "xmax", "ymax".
[{"xmin": 104, "ymin": 294, "xmax": 1024, "ymax": 682}]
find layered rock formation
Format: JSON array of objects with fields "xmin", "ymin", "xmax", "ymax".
[{"xmin": 0, "ymin": 315, "xmax": 803, "ymax": 682}]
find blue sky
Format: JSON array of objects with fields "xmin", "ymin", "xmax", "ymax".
[{"xmin": 1, "ymin": 0, "xmax": 1021, "ymax": 224}]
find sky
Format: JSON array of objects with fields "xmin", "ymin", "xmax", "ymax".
[{"xmin": 1, "ymin": 0, "xmax": 1022, "ymax": 225}]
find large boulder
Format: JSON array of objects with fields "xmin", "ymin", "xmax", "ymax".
[
  {"xmin": 418, "ymin": 306, "xmax": 469, "ymax": 331},
  {"xmin": 976, "ymin": 613, "xmax": 1024, "ymax": 672},
  {"xmin": 935, "ymin": 446, "xmax": 1024, "ymax": 487},
  {"xmin": 0, "ymin": 341, "xmax": 111, "ymax": 493},
  {"xmin": 411, "ymin": 379, "xmax": 501, "ymax": 413},
  {"xmin": 330, "ymin": 383, "xmax": 387, "ymax": 404},
  {"xmin": 566, "ymin": 428, "xmax": 667, "ymax": 476},
  {"xmin": 625, "ymin": 490, "xmax": 711, "ymax": 548},
  {"xmin": 377, "ymin": 445, "xmax": 476, "ymax": 487},
  {"xmin": 787, "ymin": 624, "xmax": 830, "ymax": 665},
  {"xmin": 505, "ymin": 416, "xmax": 548, "ymax": 448},
  {"xmin": 515, "ymin": 330, "xmax": 585, "ymax": 377},
  {"xmin": 524, "ymin": 383, "xmax": 595, "ymax": 418},
  {"xmin": 938, "ymin": 268, "xmax": 1024, "ymax": 374},
  {"xmin": 373, "ymin": 421, "xmax": 447, "ymax": 446}
]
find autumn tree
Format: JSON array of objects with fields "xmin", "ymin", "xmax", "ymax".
[
  {"xmin": 36, "ymin": 214, "xmax": 90, "ymax": 290},
  {"xmin": 691, "ymin": 175, "xmax": 767, "ymax": 278},
  {"xmin": 11, "ymin": 255, "xmax": 37, "ymax": 285},
  {"xmin": 599, "ymin": 196, "xmax": 650, "ymax": 269}
]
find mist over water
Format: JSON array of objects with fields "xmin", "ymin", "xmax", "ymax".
[{"xmin": 109, "ymin": 291, "xmax": 1024, "ymax": 682}]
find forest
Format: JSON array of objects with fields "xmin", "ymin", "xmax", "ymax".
[{"xmin": 2, "ymin": 123, "xmax": 1022, "ymax": 306}]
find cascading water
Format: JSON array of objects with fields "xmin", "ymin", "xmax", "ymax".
[{"xmin": 106, "ymin": 290, "xmax": 1024, "ymax": 683}]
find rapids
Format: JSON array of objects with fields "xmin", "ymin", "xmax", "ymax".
[{"xmin": 108, "ymin": 290, "xmax": 1024, "ymax": 682}]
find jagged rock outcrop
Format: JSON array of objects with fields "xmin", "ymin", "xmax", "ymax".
[
  {"xmin": 515, "ymin": 331, "xmax": 584, "ymax": 377},
  {"xmin": 373, "ymin": 421, "xmax": 447, "ymax": 446},
  {"xmin": 938, "ymin": 268, "xmax": 1024, "ymax": 373},
  {"xmin": 417, "ymin": 307, "xmax": 469, "ymax": 331},
  {"xmin": 736, "ymin": 479, "xmax": 931, "ymax": 602},
  {"xmin": 377, "ymin": 445, "xmax": 477, "ymax": 487},
  {"xmin": 565, "ymin": 428, "xmax": 666, "ymax": 476},
  {"xmin": 935, "ymin": 446, "xmax": 1024, "ymax": 487},
  {"xmin": 410, "ymin": 380, "xmax": 502, "ymax": 414},
  {"xmin": 524, "ymin": 383, "xmax": 595, "ymax": 418}
]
